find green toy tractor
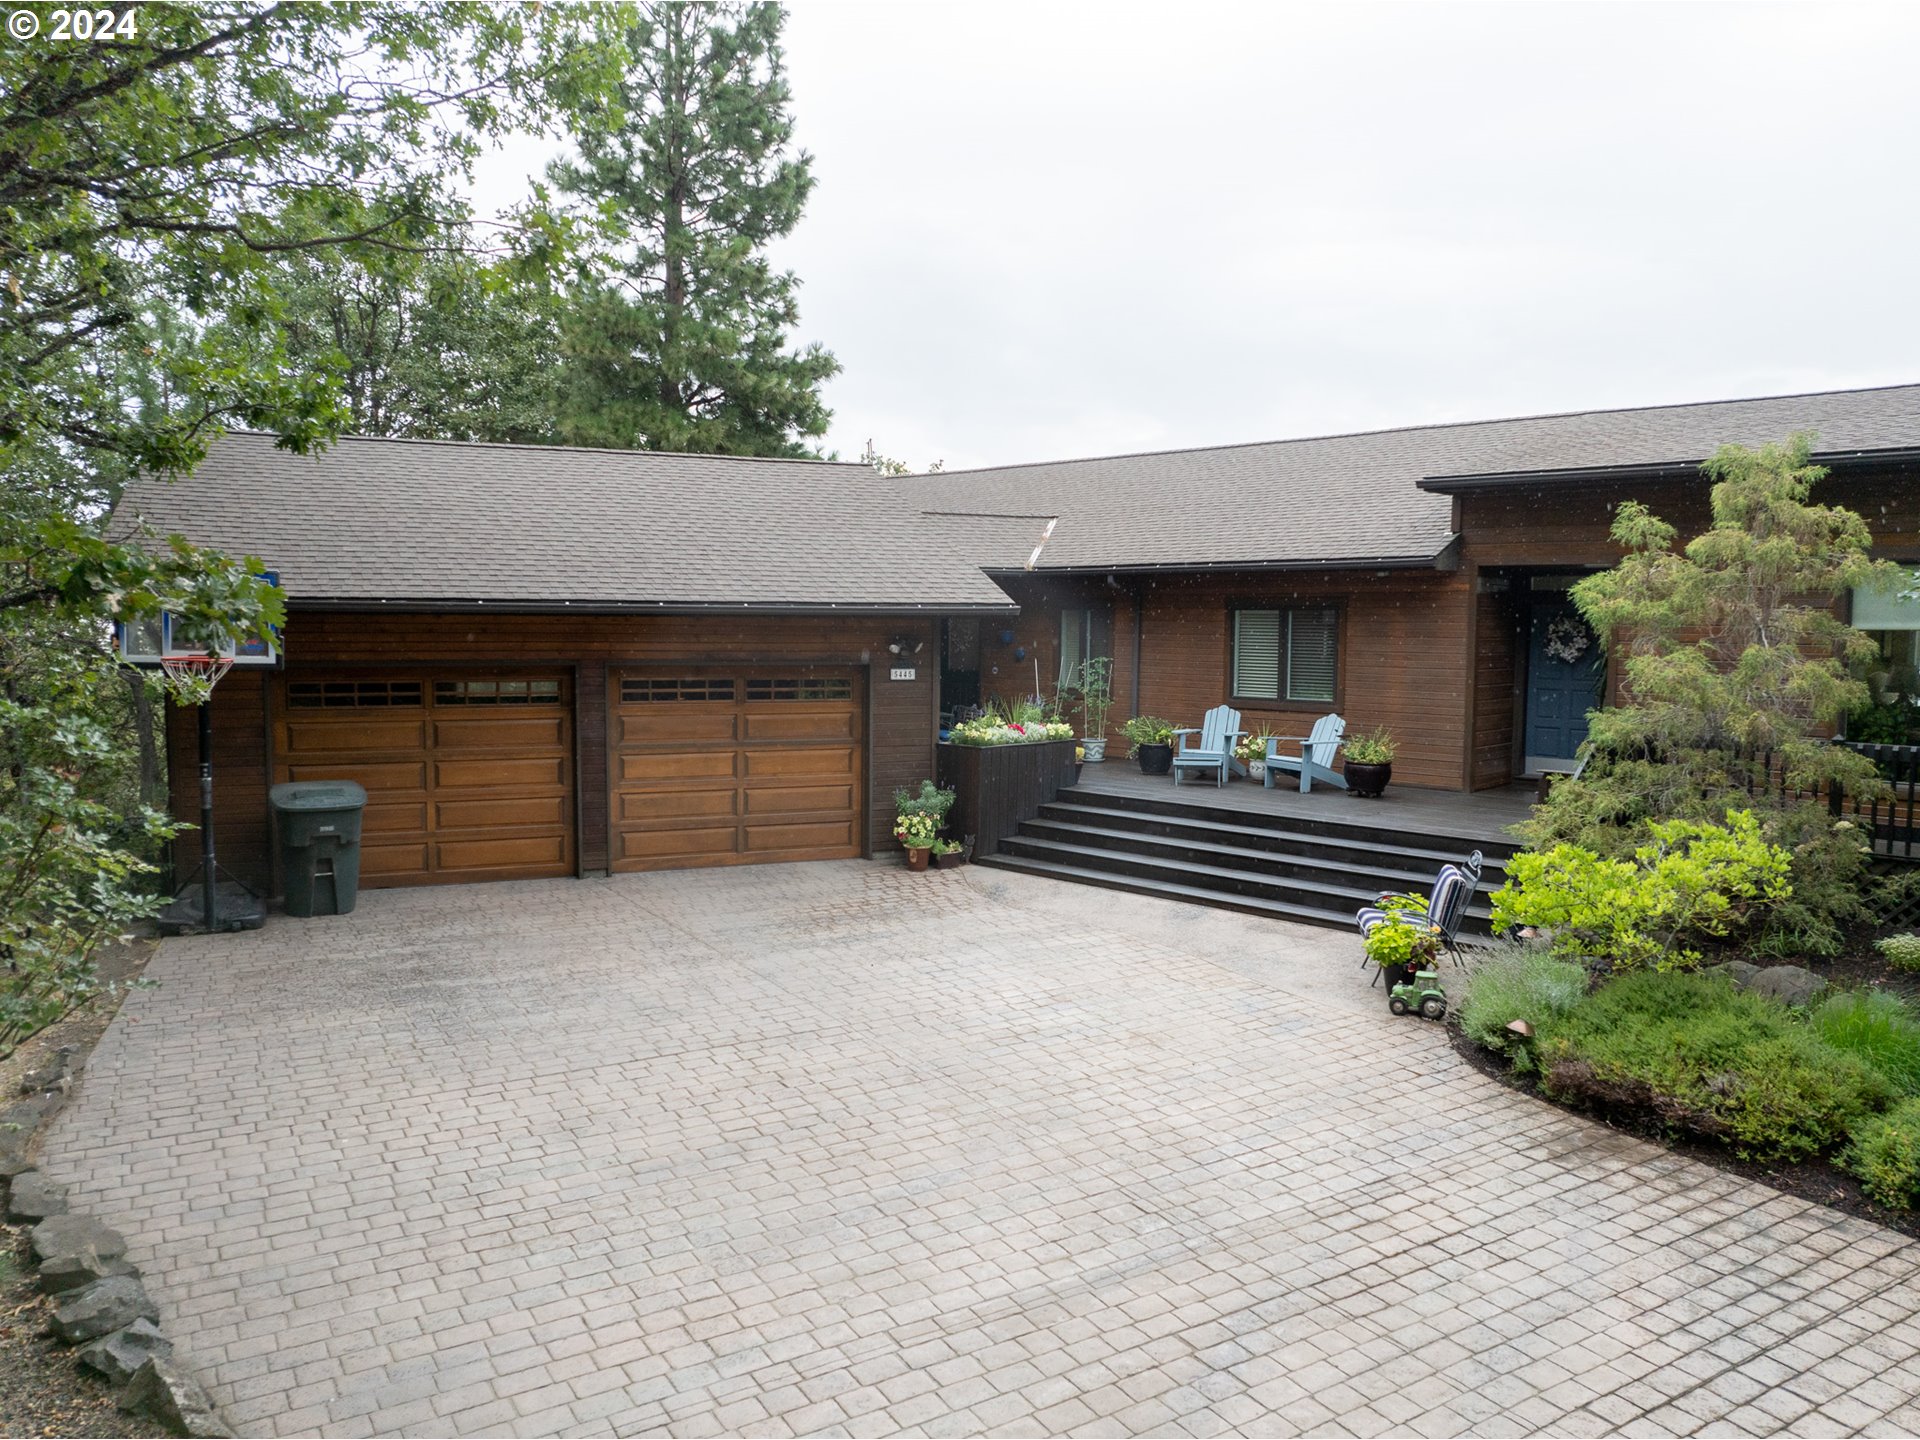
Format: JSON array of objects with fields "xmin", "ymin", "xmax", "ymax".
[{"xmin": 1388, "ymin": 967, "xmax": 1447, "ymax": 1021}]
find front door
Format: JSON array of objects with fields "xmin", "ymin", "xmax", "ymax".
[{"xmin": 1524, "ymin": 602, "xmax": 1606, "ymax": 774}]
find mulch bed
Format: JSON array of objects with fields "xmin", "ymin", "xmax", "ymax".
[{"xmin": 0, "ymin": 938, "xmax": 166, "ymax": 1439}]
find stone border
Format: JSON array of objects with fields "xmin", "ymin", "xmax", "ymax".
[{"xmin": 2, "ymin": 1044, "xmax": 234, "ymax": 1438}]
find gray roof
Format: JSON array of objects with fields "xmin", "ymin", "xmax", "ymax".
[
  {"xmin": 113, "ymin": 384, "xmax": 1920, "ymax": 608},
  {"xmin": 918, "ymin": 382, "xmax": 1920, "ymax": 572},
  {"xmin": 112, "ymin": 431, "xmax": 1024, "ymax": 612}
]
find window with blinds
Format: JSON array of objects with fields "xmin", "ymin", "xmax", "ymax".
[{"xmin": 1232, "ymin": 607, "xmax": 1338, "ymax": 702}]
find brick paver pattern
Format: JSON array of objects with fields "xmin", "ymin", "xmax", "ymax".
[{"xmin": 40, "ymin": 861, "xmax": 1920, "ymax": 1437}]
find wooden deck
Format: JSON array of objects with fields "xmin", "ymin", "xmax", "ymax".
[{"xmin": 1070, "ymin": 762, "xmax": 1538, "ymax": 846}]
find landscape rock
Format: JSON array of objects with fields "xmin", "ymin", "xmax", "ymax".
[
  {"xmin": 5, "ymin": 1170, "xmax": 67, "ymax": 1222},
  {"xmin": 1746, "ymin": 964, "xmax": 1828, "ymax": 1008},
  {"xmin": 1708, "ymin": 960, "xmax": 1761, "ymax": 988},
  {"xmin": 20, "ymin": 1045, "xmax": 81, "ymax": 1095},
  {"xmin": 39, "ymin": 1249, "xmax": 138, "ymax": 1295},
  {"xmin": 77, "ymin": 1317, "xmax": 172, "ymax": 1385},
  {"xmin": 0, "ymin": 1133, "xmax": 31, "ymax": 1179},
  {"xmin": 50, "ymin": 1275, "xmax": 157, "ymax": 1343},
  {"xmin": 121, "ymin": 1356, "xmax": 233, "ymax": 1438},
  {"xmin": 31, "ymin": 1212, "xmax": 127, "ymax": 1266}
]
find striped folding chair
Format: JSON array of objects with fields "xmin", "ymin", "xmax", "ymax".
[{"xmin": 1356, "ymin": 851, "xmax": 1484, "ymax": 984}]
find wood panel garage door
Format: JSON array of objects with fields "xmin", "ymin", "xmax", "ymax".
[
  {"xmin": 274, "ymin": 673, "xmax": 575, "ymax": 886},
  {"xmin": 611, "ymin": 667, "xmax": 864, "ymax": 871}
]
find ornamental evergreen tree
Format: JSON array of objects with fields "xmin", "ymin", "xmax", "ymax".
[
  {"xmin": 1523, "ymin": 433, "xmax": 1907, "ymax": 954},
  {"xmin": 549, "ymin": 2, "xmax": 839, "ymax": 456}
]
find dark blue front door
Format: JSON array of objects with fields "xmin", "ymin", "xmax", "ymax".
[{"xmin": 1525, "ymin": 602, "xmax": 1606, "ymax": 772}]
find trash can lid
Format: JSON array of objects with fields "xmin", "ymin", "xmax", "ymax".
[{"xmin": 269, "ymin": 780, "xmax": 368, "ymax": 811}]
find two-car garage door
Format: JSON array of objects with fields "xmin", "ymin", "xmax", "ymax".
[{"xmin": 274, "ymin": 666, "xmax": 866, "ymax": 886}]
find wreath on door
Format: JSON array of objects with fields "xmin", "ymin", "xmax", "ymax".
[{"xmin": 1544, "ymin": 613, "xmax": 1592, "ymax": 666}]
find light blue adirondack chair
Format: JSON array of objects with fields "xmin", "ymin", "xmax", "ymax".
[
  {"xmin": 1265, "ymin": 713, "xmax": 1347, "ymax": 792},
  {"xmin": 1171, "ymin": 705, "xmax": 1244, "ymax": 787}
]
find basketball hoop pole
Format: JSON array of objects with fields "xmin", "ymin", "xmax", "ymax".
[{"xmin": 198, "ymin": 698, "xmax": 217, "ymax": 933}]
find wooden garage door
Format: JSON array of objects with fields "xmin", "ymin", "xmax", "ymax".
[
  {"xmin": 611, "ymin": 667, "xmax": 864, "ymax": 871},
  {"xmin": 274, "ymin": 673, "xmax": 575, "ymax": 886}
]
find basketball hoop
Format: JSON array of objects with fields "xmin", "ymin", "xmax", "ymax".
[{"xmin": 159, "ymin": 653, "xmax": 235, "ymax": 707}]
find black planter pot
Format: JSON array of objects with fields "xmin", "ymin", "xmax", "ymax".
[
  {"xmin": 1379, "ymin": 962, "xmax": 1410, "ymax": 992},
  {"xmin": 1138, "ymin": 742, "xmax": 1174, "ymax": 776},
  {"xmin": 1346, "ymin": 760, "xmax": 1392, "ymax": 798}
]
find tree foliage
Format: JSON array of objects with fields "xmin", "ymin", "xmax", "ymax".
[
  {"xmin": 550, "ymin": 2, "xmax": 839, "ymax": 455},
  {"xmin": 1522, "ymin": 434, "xmax": 1906, "ymax": 955},
  {"xmin": 1, "ymin": 0, "xmax": 621, "ymax": 1046}
]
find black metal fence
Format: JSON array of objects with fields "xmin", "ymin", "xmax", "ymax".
[{"xmin": 1835, "ymin": 742, "xmax": 1920, "ymax": 861}]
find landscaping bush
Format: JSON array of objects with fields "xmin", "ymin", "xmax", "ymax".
[
  {"xmin": 1537, "ymin": 970, "xmax": 1892, "ymax": 1160},
  {"xmin": 1458, "ymin": 947, "xmax": 1588, "ymax": 1072},
  {"xmin": 1877, "ymin": 934, "xmax": 1920, "ymax": 973},
  {"xmin": 1843, "ymin": 1099, "xmax": 1920, "ymax": 1209},
  {"xmin": 1489, "ymin": 809, "xmax": 1792, "ymax": 973},
  {"xmin": 1810, "ymin": 990, "xmax": 1920, "ymax": 1095}
]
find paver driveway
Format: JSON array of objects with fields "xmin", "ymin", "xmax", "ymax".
[{"xmin": 40, "ymin": 862, "xmax": 1920, "ymax": 1438}]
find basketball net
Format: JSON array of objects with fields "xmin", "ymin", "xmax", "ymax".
[{"xmin": 159, "ymin": 654, "xmax": 234, "ymax": 707}]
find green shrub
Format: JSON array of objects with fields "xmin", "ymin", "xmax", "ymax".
[
  {"xmin": 1809, "ymin": 990, "xmax": 1920, "ymax": 1095},
  {"xmin": 1843, "ymin": 1099, "xmax": 1920, "ymax": 1209},
  {"xmin": 1538, "ymin": 971, "xmax": 1891, "ymax": 1160},
  {"xmin": 1490, "ymin": 809, "xmax": 1792, "ymax": 972},
  {"xmin": 1877, "ymin": 934, "xmax": 1920, "ymax": 973},
  {"xmin": 891, "ymin": 780, "xmax": 955, "ymax": 823},
  {"xmin": 1459, "ymin": 948, "xmax": 1589, "ymax": 1072}
]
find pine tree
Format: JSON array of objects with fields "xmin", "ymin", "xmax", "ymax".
[{"xmin": 551, "ymin": 2, "xmax": 839, "ymax": 456}]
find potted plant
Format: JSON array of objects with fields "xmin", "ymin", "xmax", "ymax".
[
  {"xmin": 1362, "ymin": 901, "xmax": 1440, "ymax": 993},
  {"xmin": 1122, "ymin": 715, "xmax": 1178, "ymax": 776},
  {"xmin": 895, "ymin": 811, "xmax": 938, "ymax": 870},
  {"xmin": 1343, "ymin": 725, "xmax": 1397, "ymax": 798},
  {"xmin": 1075, "ymin": 657, "xmax": 1112, "ymax": 762},
  {"xmin": 892, "ymin": 779, "xmax": 955, "ymax": 870},
  {"xmin": 1235, "ymin": 725, "xmax": 1280, "ymax": 783},
  {"xmin": 931, "ymin": 836, "xmax": 967, "ymax": 869}
]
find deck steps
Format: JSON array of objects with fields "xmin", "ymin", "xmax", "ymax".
[{"xmin": 976, "ymin": 782, "xmax": 1515, "ymax": 934}]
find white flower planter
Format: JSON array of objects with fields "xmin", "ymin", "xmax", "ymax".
[
  {"xmin": 1082, "ymin": 738, "xmax": 1108, "ymax": 763},
  {"xmin": 1246, "ymin": 759, "xmax": 1266, "ymax": 783}
]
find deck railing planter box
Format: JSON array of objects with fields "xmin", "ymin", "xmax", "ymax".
[{"xmin": 937, "ymin": 739, "xmax": 1080, "ymax": 862}]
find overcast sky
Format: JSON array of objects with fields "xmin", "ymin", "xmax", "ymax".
[{"xmin": 478, "ymin": 1, "xmax": 1920, "ymax": 472}]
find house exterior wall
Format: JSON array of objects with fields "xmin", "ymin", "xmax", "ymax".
[
  {"xmin": 999, "ymin": 568, "xmax": 1474, "ymax": 790},
  {"xmin": 169, "ymin": 610, "xmax": 944, "ymax": 894}
]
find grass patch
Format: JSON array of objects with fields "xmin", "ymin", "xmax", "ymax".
[
  {"xmin": 1537, "ymin": 970, "xmax": 1892, "ymax": 1161},
  {"xmin": 1809, "ymin": 990, "xmax": 1920, "ymax": 1096}
]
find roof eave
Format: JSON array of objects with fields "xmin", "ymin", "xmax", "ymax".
[
  {"xmin": 983, "ymin": 543, "xmax": 1460, "ymax": 578},
  {"xmin": 284, "ymin": 597, "xmax": 1021, "ymax": 617},
  {"xmin": 1418, "ymin": 444, "xmax": 1920, "ymax": 495}
]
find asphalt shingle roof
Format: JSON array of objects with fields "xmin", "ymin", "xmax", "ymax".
[
  {"xmin": 113, "ymin": 384, "xmax": 1920, "ymax": 607},
  {"xmin": 917, "ymin": 382, "xmax": 1920, "ymax": 571},
  {"xmin": 112, "ymin": 432, "xmax": 1025, "ymax": 611}
]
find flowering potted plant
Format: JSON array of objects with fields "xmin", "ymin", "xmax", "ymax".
[
  {"xmin": 1121, "ymin": 715, "xmax": 1177, "ymax": 776},
  {"xmin": 1234, "ymin": 725, "xmax": 1280, "ymax": 783},
  {"xmin": 895, "ymin": 811, "xmax": 938, "ymax": 870},
  {"xmin": 1362, "ymin": 897, "xmax": 1440, "ymax": 991},
  {"xmin": 931, "ymin": 836, "xmax": 967, "ymax": 869},
  {"xmin": 1343, "ymin": 726, "xmax": 1397, "ymax": 798},
  {"xmin": 892, "ymin": 779, "xmax": 955, "ymax": 870}
]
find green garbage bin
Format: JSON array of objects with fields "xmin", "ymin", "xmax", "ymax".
[{"xmin": 269, "ymin": 781, "xmax": 367, "ymax": 917}]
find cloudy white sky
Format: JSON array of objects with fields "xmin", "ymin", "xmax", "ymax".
[{"xmin": 478, "ymin": 1, "xmax": 1920, "ymax": 471}]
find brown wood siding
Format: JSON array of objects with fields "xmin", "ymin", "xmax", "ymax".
[
  {"xmin": 575, "ymin": 661, "xmax": 609, "ymax": 872},
  {"xmin": 1005, "ymin": 569, "xmax": 1473, "ymax": 790},
  {"xmin": 168, "ymin": 611, "xmax": 942, "ymax": 892},
  {"xmin": 1472, "ymin": 589, "xmax": 1519, "ymax": 789}
]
